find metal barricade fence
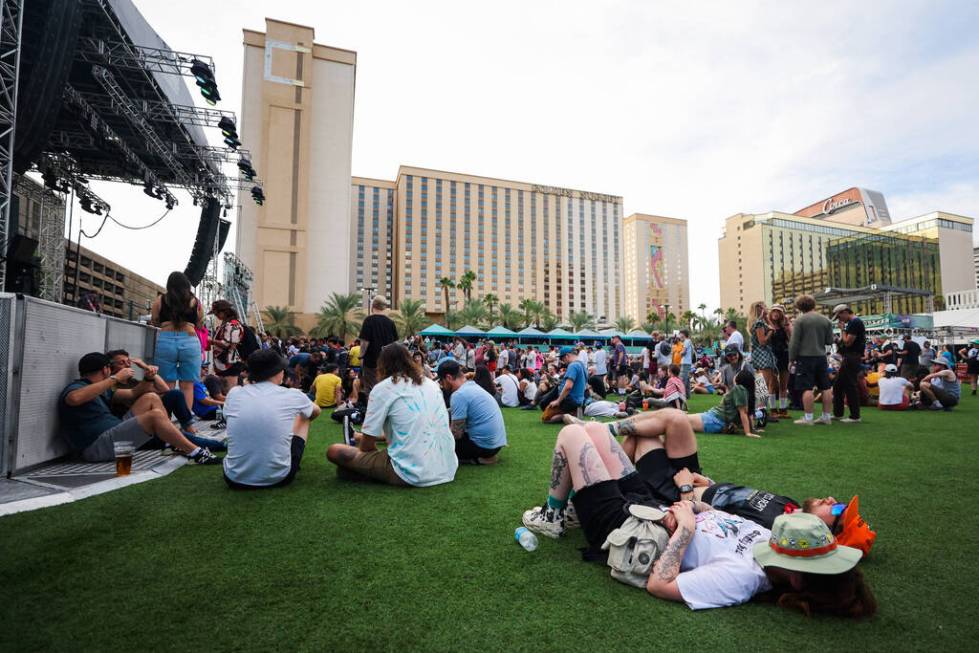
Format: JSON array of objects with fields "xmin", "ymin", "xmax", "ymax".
[{"xmin": 0, "ymin": 293, "xmax": 157, "ymax": 475}]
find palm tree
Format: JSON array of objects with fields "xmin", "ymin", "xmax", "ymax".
[
  {"xmin": 641, "ymin": 320, "xmax": 658, "ymax": 332},
  {"xmin": 458, "ymin": 270, "xmax": 476, "ymax": 302},
  {"xmin": 457, "ymin": 298, "xmax": 489, "ymax": 328},
  {"xmin": 444, "ymin": 309, "xmax": 459, "ymax": 331},
  {"xmin": 614, "ymin": 316, "xmax": 636, "ymax": 333},
  {"xmin": 646, "ymin": 310, "xmax": 661, "ymax": 330},
  {"xmin": 498, "ymin": 303, "xmax": 521, "ymax": 330},
  {"xmin": 392, "ymin": 298, "xmax": 427, "ymax": 338},
  {"xmin": 681, "ymin": 310, "xmax": 697, "ymax": 331},
  {"xmin": 662, "ymin": 311, "xmax": 677, "ymax": 333},
  {"xmin": 519, "ymin": 298, "xmax": 535, "ymax": 328},
  {"xmin": 439, "ymin": 277, "xmax": 456, "ymax": 319},
  {"xmin": 528, "ymin": 300, "xmax": 546, "ymax": 328},
  {"xmin": 311, "ymin": 292, "xmax": 363, "ymax": 341},
  {"xmin": 568, "ymin": 310, "xmax": 594, "ymax": 332},
  {"xmin": 540, "ymin": 310, "xmax": 560, "ymax": 332},
  {"xmin": 262, "ymin": 305, "xmax": 302, "ymax": 338},
  {"xmin": 483, "ymin": 293, "xmax": 499, "ymax": 324}
]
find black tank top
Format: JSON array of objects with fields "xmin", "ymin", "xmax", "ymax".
[{"xmin": 159, "ymin": 295, "xmax": 199, "ymax": 326}]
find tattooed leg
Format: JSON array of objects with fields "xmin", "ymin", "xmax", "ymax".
[
  {"xmin": 582, "ymin": 421, "xmax": 635, "ymax": 478},
  {"xmin": 548, "ymin": 449, "xmax": 571, "ymax": 501},
  {"xmin": 555, "ymin": 425, "xmax": 613, "ymax": 491}
]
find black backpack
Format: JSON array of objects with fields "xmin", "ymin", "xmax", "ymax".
[{"xmin": 238, "ymin": 324, "xmax": 261, "ymax": 360}]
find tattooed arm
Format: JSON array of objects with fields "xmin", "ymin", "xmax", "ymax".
[
  {"xmin": 646, "ymin": 502, "xmax": 696, "ymax": 601},
  {"xmin": 450, "ymin": 419, "xmax": 467, "ymax": 441}
]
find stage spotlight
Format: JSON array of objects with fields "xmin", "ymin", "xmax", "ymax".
[
  {"xmin": 251, "ymin": 185, "xmax": 265, "ymax": 206},
  {"xmin": 79, "ymin": 195, "xmax": 102, "ymax": 215},
  {"xmin": 165, "ymin": 194, "xmax": 176, "ymax": 210},
  {"xmin": 218, "ymin": 116, "xmax": 237, "ymax": 138},
  {"xmin": 237, "ymin": 157, "xmax": 256, "ymax": 180},
  {"xmin": 223, "ymin": 134, "xmax": 241, "ymax": 150},
  {"xmin": 191, "ymin": 59, "xmax": 221, "ymax": 105}
]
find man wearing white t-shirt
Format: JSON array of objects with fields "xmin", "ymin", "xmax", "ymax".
[
  {"xmin": 877, "ymin": 363, "xmax": 912, "ymax": 410},
  {"xmin": 495, "ymin": 368, "xmax": 521, "ymax": 407},
  {"xmin": 593, "ymin": 346, "xmax": 608, "ymax": 377},
  {"xmin": 723, "ymin": 321, "xmax": 744, "ymax": 353},
  {"xmin": 223, "ymin": 350, "xmax": 321, "ymax": 489}
]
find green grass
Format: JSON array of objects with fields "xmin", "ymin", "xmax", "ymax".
[{"xmin": 2, "ymin": 394, "xmax": 979, "ymax": 652}]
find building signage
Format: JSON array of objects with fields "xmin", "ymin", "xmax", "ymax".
[
  {"xmin": 822, "ymin": 196, "xmax": 855, "ymax": 215},
  {"xmin": 531, "ymin": 184, "xmax": 620, "ymax": 204}
]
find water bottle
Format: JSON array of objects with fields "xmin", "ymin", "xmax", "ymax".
[{"xmin": 515, "ymin": 527, "xmax": 538, "ymax": 552}]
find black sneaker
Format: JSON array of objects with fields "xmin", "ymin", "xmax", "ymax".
[
  {"xmin": 342, "ymin": 416, "xmax": 358, "ymax": 447},
  {"xmin": 190, "ymin": 447, "xmax": 221, "ymax": 465}
]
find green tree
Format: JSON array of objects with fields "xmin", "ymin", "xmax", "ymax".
[
  {"xmin": 458, "ymin": 270, "xmax": 476, "ymax": 302},
  {"xmin": 528, "ymin": 300, "xmax": 546, "ymax": 328},
  {"xmin": 262, "ymin": 305, "xmax": 302, "ymax": 338},
  {"xmin": 614, "ymin": 316, "xmax": 636, "ymax": 333},
  {"xmin": 646, "ymin": 310, "xmax": 661, "ymax": 330},
  {"xmin": 662, "ymin": 312, "xmax": 678, "ymax": 333},
  {"xmin": 641, "ymin": 320, "xmax": 658, "ymax": 333},
  {"xmin": 498, "ymin": 303, "xmax": 521, "ymax": 330},
  {"xmin": 568, "ymin": 310, "xmax": 594, "ymax": 332},
  {"xmin": 392, "ymin": 298, "xmax": 427, "ymax": 338},
  {"xmin": 444, "ymin": 309, "xmax": 459, "ymax": 331},
  {"xmin": 518, "ymin": 298, "xmax": 535, "ymax": 328},
  {"xmin": 681, "ymin": 310, "xmax": 697, "ymax": 331},
  {"xmin": 540, "ymin": 310, "xmax": 560, "ymax": 332},
  {"xmin": 439, "ymin": 277, "xmax": 456, "ymax": 320},
  {"xmin": 311, "ymin": 292, "xmax": 363, "ymax": 341},
  {"xmin": 457, "ymin": 298, "xmax": 489, "ymax": 328},
  {"xmin": 483, "ymin": 293, "xmax": 499, "ymax": 324}
]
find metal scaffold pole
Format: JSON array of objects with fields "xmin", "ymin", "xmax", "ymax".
[{"xmin": 0, "ymin": 0, "xmax": 24, "ymax": 291}]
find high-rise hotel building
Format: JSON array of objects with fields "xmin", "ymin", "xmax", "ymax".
[
  {"xmin": 718, "ymin": 188, "xmax": 975, "ymax": 316},
  {"xmin": 623, "ymin": 214, "xmax": 690, "ymax": 322},
  {"xmin": 351, "ymin": 166, "xmax": 627, "ymax": 322}
]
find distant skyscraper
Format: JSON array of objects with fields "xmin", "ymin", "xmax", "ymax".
[{"xmin": 622, "ymin": 214, "xmax": 690, "ymax": 324}]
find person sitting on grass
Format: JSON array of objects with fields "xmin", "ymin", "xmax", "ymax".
[
  {"xmin": 712, "ymin": 344, "xmax": 754, "ymax": 395},
  {"xmin": 516, "ymin": 368, "xmax": 538, "ymax": 408},
  {"xmin": 58, "ymin": 352, "xmax": 221, "ymax": 465},
  {"xmin": 520, "ymin": 423, "xmax": 875, "ymax": 614},
  {"xmin": 326, "ymin": 343, "xmax": 457, "ymax": 486},
  {"xmin": 222, "ymin": 350, "xmax": 321, "ymax": 489},
  {"xmin": 495, "ymin": 366, "xmax": 521, "ymax": 408},
  {"xmin": 437, "ymin": 361, "xmax": 507, "ymax": 465},
  {"xmin": 192, "ymin": 364, "xmax": 224, "ymax": 420},
  {"xmin": 659, "ymin": 364, "xmax": 686, "ymax": 409},
  {"xmin": 919, "ymin": 358, "xmax": 960, "ymax": 410},
  {"xmin": 877, "ymin": 363, "xmax": 913, "ymax": 411},
  {"xmin": 691, "ymin": 368, "xmax": 715, "ymax": 394},
  {"xmin": 311, "ymin": 363, "xmax": 343, "ymax": 409},
  {"xmin": 539, "ymin": 346, "xmax": 588, "ymax": 423}
]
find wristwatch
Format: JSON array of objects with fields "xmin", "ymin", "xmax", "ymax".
[{"xmin": 678, "ymin": 484, "xmax": 694, "ymax": 495}]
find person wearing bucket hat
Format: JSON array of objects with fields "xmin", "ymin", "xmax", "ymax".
[
  {"xmin": 801, "ymin": 496, "xmax": 877, "ymax": 556},
  {"xmin": 538, "ymin": 346, "xmax": 588, "ymax": 423},
  {"xmin": 919, "ymin": 357, "xmax": 960, "ymax": 409},
  {"xmin": 752, "ymin": 512, "xmax": 876, "ymax": 618}
]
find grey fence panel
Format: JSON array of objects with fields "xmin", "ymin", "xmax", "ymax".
[
  {"xmin": 13, "ymin": 298, "xmax": 109, "ymax": 472},
  {"xmin": 0, "ymin": 294, "xmax": 16, "ymax": 476},
  {"xmin": 105, "ymin": 317, "xmax": 157, "ymax": 364}
]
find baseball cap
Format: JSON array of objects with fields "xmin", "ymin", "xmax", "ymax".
[
  {"xmin": 436, "ymin": 359, "xmax": 462, "ymax": 380},
  {"xmin": 831, "ymin": 304, "xmax": 851, "ymax": 319},
  {"xmin": 78, "ymin": 352, "xmax": 111, "ymax": 375},
  {"xmin": 558, "ymin": 346, "xmax": 575, "ymax": 358},
  {"xmin": 834, "ymin": 495, "xmax": 877, "ymax": 556},
  {"xmin": 884, "ymin": 363, "xmax": 898, "ymax": 373},
  {"xmin": 724, "ymin": 344, "xmax": 740, "ymax": 356},
  {"xmin": 753, "ymin": 512, "xmax": 862, "ymax": 575}
]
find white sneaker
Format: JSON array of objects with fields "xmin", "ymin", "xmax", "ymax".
[
  {"xmin": 793, "ymin": 418, "xmax": 815, "ymax": 426},
  {"xmin": 561, "ymin": 413, "xmax": 585, "ymax": 426},
  {"xmin": 522, "ymin": 505, "xmax": 566, "ymax": 539},
  {"xmin": 814, "ymin": 416, "xmax": 833, "ymax": 425},
  {"xmin": 565, "ymin": 503, "xmax": 581, "ymax": 529},
  {"xmin": 840, "ymin": 417, "xmax": 861, "ymax": 424}
]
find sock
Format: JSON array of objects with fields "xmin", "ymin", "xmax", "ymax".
[
  {"xmin": 822, "ymin": 412, "xmax": 832, "ymax": 420},
  {"xmin": 547, "ymin": 495, "xmax": 568, "ymax": 511},
  {"xmin": 768, "ymin": 395, "xmax": 776, "ymax": 409},
  {"xmin": 189, "ymin": 446, "xmax": 202, "ymax": 457},
  {"xmin": 568, "ymin": 489, "xmax": 576, "ymax": 501},
  {"xmin": 780, "ymin": 397, "xmax": 788, "ymax": 409},
  {"xmin": 804, "ymin": 412, "xmax": 813, "ymax": 421}
]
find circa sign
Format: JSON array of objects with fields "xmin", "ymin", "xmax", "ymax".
[
  {"xmin": 530, "ymin": 184, "xmax": 621, "ymax": 204},
  {"xmin": 822, "ymin": 196, "xmax": 856, "ymax": 215}
]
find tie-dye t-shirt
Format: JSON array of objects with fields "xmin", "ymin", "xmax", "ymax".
[{"xmin": 361, "ymin": 376, "xmax": 458, "ymax": 487}]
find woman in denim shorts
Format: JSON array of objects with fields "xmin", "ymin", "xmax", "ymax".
[{"xmin": 151, "ymin": 271, "xmax": 204, "ymax": 412}]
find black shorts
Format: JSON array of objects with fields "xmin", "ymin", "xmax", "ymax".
[
  {"xmin": 635, "ymin": 448, "xmax": 702, "ymax": 504},
  {"xmin": 794, "ymin": 355, "xmax": 832, "ymax": 391},
  {"xmin": 775, "ymin": 351, "xmax": 789, "ymax": 372},
  {"xmin": 455, "ymin": 433, "xmax": 502, "ymax": 463},
  {"xmin": 967, "ymin": 358, "xmax": 979, "ymax": 375},
  {"xmin": 216, "ymin": 362, "xmax": 244, "ymax": 378},
  {"xmin": 572, "ymin": 474, "xmax": 653, "ymax": 552},
  {"xmin": 616, "ymin": 365, "xmax": 631, "ymax": 377},
  {"xmin": 224, "ymin": 436, "xmax": 305, "ymax": 489}
]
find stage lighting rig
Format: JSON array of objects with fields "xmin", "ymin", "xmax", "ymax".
[
  {"xmin": 237, "ymin": 157, "xmax": 256, "ymax": 181},
  {"xmin": 191, "ymin": 58, "xmax": 221, "ymax": 105},
  {"xmin": 217, "ymin": 116, "xmax": 241, "ymax": 149},
  {"xmin": 251, "ymin": 185, "xmax": 265, "ymax": 206}
]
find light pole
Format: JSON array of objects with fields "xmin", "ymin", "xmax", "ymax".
[{"xmin": 362, "ymin": 285, "xmax": 376, "ymax": 311}]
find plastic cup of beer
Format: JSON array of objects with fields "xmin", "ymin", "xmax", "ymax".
[
  {"xmin": 642, "ymin": 398, "xmax": 649, "ymax": 411},
  {"xmin": 114, "ymin": 441, "xmax": 135, "ymax": 476}
]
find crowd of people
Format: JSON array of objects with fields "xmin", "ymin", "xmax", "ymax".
[{"xmin": 55, "ymin": 275, "xmax": 979, "ymax": 617}]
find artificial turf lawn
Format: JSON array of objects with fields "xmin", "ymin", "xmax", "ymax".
[{"xmin": 2, "ymin": 394, "xmax": 979, "ymax": 652}]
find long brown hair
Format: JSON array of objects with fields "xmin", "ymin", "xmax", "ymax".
[
  {"xmin": 377, "ymin": 343, "xmax": 424, "ymax": 385},
  {"xmin": 761, "ymin": 568, "xmax": 877, "ymax": 619},
  {"xmin": 164, "ymin": 271, "xmax": 194, "ymax": 326}
]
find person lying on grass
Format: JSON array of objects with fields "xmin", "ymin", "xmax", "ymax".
[
  {"xmin": 567, "ymin": 368, "xmax": 761, "ymax": 438},
  {"xmin": 327, "ymin": 343, "xmax": 458, "ymax": 487},
  {"xmin": 520, "ymin": 423, "xmax": 876, "ymax": 614},
  {"xmin": 437, "ymin": 361, "xmax": 507, "ymax": 465},
  {"xmin": 538, "ymin": 408, "xmax": 876, "ymax": 555}
]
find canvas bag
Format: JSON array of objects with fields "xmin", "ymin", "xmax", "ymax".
[{"xmin": 601, "ymin": 504, "xmax": 670, "ymax": 589}]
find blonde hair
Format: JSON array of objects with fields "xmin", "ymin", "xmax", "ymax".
[{"xmin": 749, "ymin": 301, "xmax": 767, "ymax": 324}]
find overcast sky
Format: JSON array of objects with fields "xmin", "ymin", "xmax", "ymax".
[{"xmin": 71, "ymin": 0, "xmax": 979, "ymax": 313}]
